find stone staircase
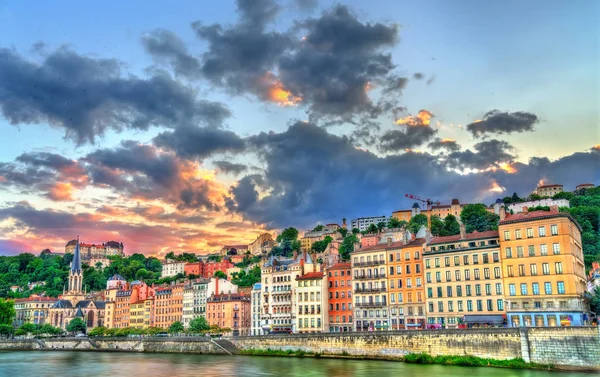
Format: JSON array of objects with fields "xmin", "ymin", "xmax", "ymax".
[{"xmin": 211, "ymin": 338, "xmax": 240, "ymax": 355}]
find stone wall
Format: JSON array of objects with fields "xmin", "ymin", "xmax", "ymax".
[
  {"xmin": 525, "ymin": 326, "xmax": 600, "ymax": 369},
  {"xmin": 230, "ymin": 329, "xmax": 523, "ymax": 360}
]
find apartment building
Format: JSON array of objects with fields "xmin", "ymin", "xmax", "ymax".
[
  {"xmin": 251, "ymin": 283, "xmax": 263, "ymax": 335},
  {"xmin": 424, "ymin": 229, "xmax": 505, "ymax": 328},
  {"xmin": 327, "ymin": 262, "xmax": 353, "ymax": 332},
  {"xmin": 351, "ymin": 216, "xmax": 387, "ymax": 232},
  {"xmin": 154, "ymin": 284, "xmax": 184, "ymax": 329},
  {"xmin": 206, "ymin": 292, "xmax": 251, "ymax": 336},
  {"xmin": 352, "ymin": 244, "xmax": 389, "ymax": 331},
  {"xmin": 13, "ymin": 295, "xmax": 57, "ymax": 326},
  {"xmin": 499, "ymin": 208, "xmax": 587, "ymax": 327},
  {"xmin": 129, "ymin": 297, "xmax": 154, "ymax": 329},
  {"xmin": 182, "ymin": 279, "xmax": 210, "ymax": 328},
  {"xmin": 296, "ymin": 271, "xmax": 327, "ymax": 333},
  {"xmin": 161, "ymin": 262, "xmax": 186, "ymax": 278}
]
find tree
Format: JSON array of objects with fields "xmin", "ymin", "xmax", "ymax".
[
  {"xmin": 408, "ymin": 214, "xmax": 428, "ymax": 234},
  {"xmin": 0, "ymin": 299, "xmax": 15, "ymax": 325},
  {"xmin": 338, "ymin": 227, "xmax": 348, "ymax": 238},
  {"xmin": 15, "ymin": 322, "xmax": 37, "ymax": 335},
  {"xmin": 387, "ymin": 217, "xmax": 403, "ymax": 229},
  {"xmin": 511, "ymin": 192, "xmax": 521, "ymax": 202},
  {"xmin": 553, "ymin": 191, "xmax": 574, "ymax": 200},
  {"xmin": 214, "ymin": 270, "xmax": 227, "ymax": 280},
  {"xmin": 189, "ymin": 316, "xmax": 210, "ymax": 333},
  {"xmin": 276, "ymin": 227, "xmax": 299, "ymax": 242},
  {"xmin": 312, "ymin": 224, "xmax": 324, "ymax": 232},
  {"xmin": 66, "ymin": 318, "xmax": 87, "ymax": 334},
  {"xmin": 366, "ymin": 224, "xmax": 378, "ymax": 234},
  {"xmin": 311, "ymin": 236, "xmax": 333, "ymax": 253},
  {"xmin": 443, "ymin": 215, "xmax": 461, "ymax": 236},
  {"xmin": 590, "ymin": 287, "xmax": 600, "ymax": 316},
  {"xmin": 460, "ymin": 204, "xmax": 499, "ymax": 233},
  {"xmin": 430, "ymin": 215, "xmax": 445, "ymax": 236},
  {"xmin": 168, "ymin": 321, "xmax": 184, "ymax": 334},
  {"xmin": 0, "ymin": 324, "xmax": 13, "ymax": 338},
  {"xmin": 376, "ymin": 222, "xmax": 387, "ymax": 232},
  {"xmin": 38, "ymin": 323, "xmax": 63, "ymax": 336},
  {"xmin": 87, "ymin": 326, "xmax": 106, "ymax": 337},
  {"xmin": 352, "ymin": 228, "xmax": 360, "ymax": 234},
  {"xmin": 339, "ymin": 234, "xmax": 359, "ymax": 262},
  {"xmin": 231, "ymin": 266, "xmax": 261, "ymax": 287}
]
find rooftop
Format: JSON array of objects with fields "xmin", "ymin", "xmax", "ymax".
[
  {"xmin": 296, "ymin": 272, "xmax": 324, "ymax": 280},
  {"xmin": 357, "ymin": 238, "xmax": 426, "ymax": 253},
  {"xmin": 429, "ymin": 230, "xmax": 499, "ymax": 245},
  {"xmin": 14, "ymin": 296, "xmax": 57, "ymax": 303},
  {"xmin": 500, "ymin": 210, "xmax": 581, "ymax": 231},
  {"xmin": 537, "ymin": 184, "xmax": 563, "ymax": 188},
  {"xmin": 328, "ymin": 262, "xmax": 351, "ymax": 270}
]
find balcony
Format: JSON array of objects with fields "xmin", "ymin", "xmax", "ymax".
[
  {"xmin": 354, "ymin": 287, "xmax": 387, "ymax": 293},
  {"xmin": 354, "ymin": 274, "xmax": 386, "ymax": 280},
  {"xmin": 355, "ymin": 302, "xmax": 388, "ymax": 308},
  {"xmin": 353, "ymin": 260, "xmax": 385, "ymax": 267}
]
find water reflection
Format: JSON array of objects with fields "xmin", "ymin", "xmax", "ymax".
[{"xmin": 0, "ymin": 351, "xmax": 585, "ymax": 377}]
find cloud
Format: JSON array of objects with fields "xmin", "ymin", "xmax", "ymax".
[
  {"xmin": 142, "ymin": 29, "xmax": 202, "ymax": 79},
  {"xmin": 213, "ymin": 160, "xmax": 248, "ymax": 175},
  {"xmin": 428, "ymin": 138, "xmax": 461, "ymax": 152},
  {"xmin": 466, "ymin": 110, "xmax": 539, "ymax": 137},
  {"xmin": 0, "ymin": 46, "xmax": 227, "ymax": 144},
  {"xmin": 153, "ymin": 125, "xmax": 246, "ymax": 159},
  {"xmin": 380, "ymin": 125, "xmax": 437, "ymax": 151},
  {"xmin": 446, "ymin": 139, "xmax": 516, "ymax": 170},
  {"xmin": 294, "ymin": 0, "xmax": 318, "ymax": 11}
]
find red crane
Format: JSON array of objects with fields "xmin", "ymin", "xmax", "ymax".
[{"xmin": 404, "ymin": 194, "xmax": 441, "ymax": 230}]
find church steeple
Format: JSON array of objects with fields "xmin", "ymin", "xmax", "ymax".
[{"xmin": 68, "ymin": 236, "xmax": 83, "ymax": 294}]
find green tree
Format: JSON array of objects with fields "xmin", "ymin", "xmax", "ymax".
[
  {"xmin": 338, "ymin": 227, "xmax": 348, "ymax": 238},
  {"xmin": 387, "ymin": 217, "xmax": 404, "ymax": 229},
  {"xmin": 311, "ymin": 236, "xmax": 333, "ymax": 253},
  {"xmin": 511, "ymin": 192, "xmax": 521, "ymax": 202},
  {"xmin": 214, "ymin": 270, "xmax": 227, "ymax": 280},
  {"xmin": 430, "ymin": 215, "xmax": 444, "ymax": 236},
  {"xmin": 0, "ymin": 299, "xmax": 16, "ymax": 325},
  {"xmin": 189, "ymin": 316, "xmax": 210, "ymax": 333},
  {"xmin": 87, "ymin": 326, "xmax": 106, "ymax": 337},
  {"xmin": 276, "ymin": 227, "xmax": 299, "ymax": 242},
  {"xmin": 38, "ymin": 323, "xmax": 63, "ymax": 336},
  {"xmin": 553, "ymin": 191, "xmax": 574, "ymax": 200},
  {"xmin": 366, "ymin": 224, "xmax": 378, "ymax": 234},
  {"xmin": 352, "ymin": 228, "xmax": 360, "ymax": 234},
  {"xmin": 460, "ymin": 204, "xmax": 499, "ymax": 233},
  {"xmin": 168, "ymin": 321, "xmax": 184, "ymax": 334},
  {"xmin": 0, "ymin": 324, "xmax": 13, "ymax": 338},
  {"xmin": 338, "ymin": 234, "xmax": 359, "ymax": 262},
  {"xmin": 15, "ymin": 322, "xmax": 37, "ymax": 335},
  {"xmin": 231, "ymin": 266, "xmax": 261, "ymax": 287},
  {"xmin": 443, "ymin": 214, "xmax": 461, "ymax": 236},
  {"xmin": 376, "ymin": 222, "xmax": 387, "ymax": 232},
  {"xmin": 312, "ymin": 224, "xmax": 324, "ymax": 232},
  {"xmin": 66, "ymin": 318, "xmax": 87, "ymax": 334},
  {"xmin": 408, "ymin": 214, "xmax": 429, "ymax": 234},
  {"xmin": 590, "ymin": 287, "xmax": 600, "ymax": 316}
]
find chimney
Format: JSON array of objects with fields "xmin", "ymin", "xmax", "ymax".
[
  {"xmin": 499, "ymin": 206, "xmax": 506, "ymax": 221},
  {"xmin": 386, "ymin": 237, "xmax": 393, "ymax": 247},
  {"xmin": 459, "ymin": 223, "xmax": 466, "ymax": 240}
]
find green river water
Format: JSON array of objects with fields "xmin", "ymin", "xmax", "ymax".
[{"xmin": 0, "ymin": 351, "xmax": 592, "ymax": 377}]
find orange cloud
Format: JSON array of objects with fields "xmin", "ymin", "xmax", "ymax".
[
  {"xmin": 488, "ymin": 179, "xmax": 506, "ymax": 193},
  {"xmin": 47, "ymin": 182, "xmax": 74, "ymax": 201},
  {"xmin": 261, "ymin": 72, "xmax": 302, "ymax": 107},
  {"xmin": 395, "ymin": 109, "xmax": 433, "ymax": 126}
]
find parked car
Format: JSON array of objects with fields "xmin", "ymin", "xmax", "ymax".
[{"xmin": 75, "ymin": 333, "xmax": 87, "ymax": 338}]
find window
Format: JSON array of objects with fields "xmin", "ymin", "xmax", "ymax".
[
  {"xmin": 474, "ymin": 269, "xmax": 481, "ymax": 280},
  {"xmin": 483, "ymin": 254, "xmax": 489, "ymax": 264},
  {"xmin": 487, "ymin": 299, "xmax": 493, "ymax": 311},
  {"xmin": 540, "ymin": 244, "xmax": 548, "ymax": 256},
  {"xmin": 505, "ymin": 247, "xmax": 512, "ymax": 258},
  {"xmin": 446, "ymin": 271, "xmax": 451, "ymax": 282},
  {"xmin": 447, "ymin": 286, "xmax": 453, "ymax": 297},
  {"xmin": 437, "ymin": 287, "xmax": 443, "ymax": 298},
  {"xmin": 497, "ymin": 299, "xmax": 504, "ymax": 311},
  {"xmin": 555, "ymin": 262, "xmax": 563, "ymax": 274},
  {"xmin": 484, "ymin": 268, "xmax": 490, "ymax": 279},
  {"xmin": 526, "ymin": 228, "xmax": 534, "ymax": 238},
  {"xmin": 515, "ymin": 229, "xmax": 522, "ymax": 239},
  {"xmin": 467, "ymin": 300, "xmax": 473, "ymax": 312},
  {"xmin": 495, "ymin": 283, "xmax": 502, "ymax": 295},
  {"xmin": 494, "ymin": 267, "xmax": 501, "ymax": 279},
  {"xmin": 390, "ymin": 266, "xmax": 394, "ymax": 276},
  {"xmin": 552, "ymin": 243, "xmax": 561, "ymax": 255},
  {"xmin": 428, "ymin": 303, "xmax": 434, "ymax": 313},
  {"xmin": 532, "ymin": 283, "xmax": 540, "ymax": 295},
  {"xmin": 455, "ymin": 270, "xmax": 461, "ymax": 281},
  {"xmin": 427, "ymin": 288, "xmax": 433, "ymax": 298},
  {"xmin": 458, "ymin": 301, "xmax": 464, "ymax": 312},
  {"xmin": 551, "ymin": 225, "xmax": 558, "ymax": 236},
  {"xmin": 457, "ymin": 286, "xmax": 463, "ymax": 297},
  {"xmin": 398, "ymin": 279, "xmax": 402, "ymax": 288},
  {"xmin": 520, "ymin": 283, "xmax": 528, "ymax": 295},
  {"xmin": 426, "ymin": 272, "xmax": 431, "ymax": 283},
  {"xmin": 528, "ymin": 245, "xmax": 535, "ymax": 257},
  {"xmin": 448, "ymin": 301, "xmax": 454, "ymax": 312},
  {"xmin": 406, "ymin": 265, "xmax": 411, "ymax": 274},
  {"xmin": 416, "ymin": 277, "xmax": 422, "ymax": 287},
  {"xmin": 466, "ymin": 285, "xmax": 472, "ymax": 296},
  {"xmin": 444, "ymin": 257, "xmax": 450, "ymax": 267},
  {"xmin": 518, "ymin": 264, "xmax": 525, "ymax": 276},
  {"xmin": 435, "ymin": 272, "xmax": 441, "ymax": 282},
  {"xmin": 544, "ymin": 282, "xmax": 552, "ymax": 295},
  {"xmin": 434, "ymin": 258, "xmax": 440, "ymax": 268},
  {"xmin": 557, "ymin": 281, "xmax": 565, "ymax": 294},
  {"xmin": 539, "ymin": 226, "xmax": 546, "ymax": 237},
  {"xmin": 438, "ymin": 302, "xmax": 444, "ymax": 312},
  {"xmin": 542, "ymin": 263, "xmax": 550, "ymax": 275},
  {"xmin": 415, "ymin": 251, "xmax": 420, "ymax": 260},
  {"xmin": 517, "ymin": 246, "xmax": 524, "ymax": 258},
  {"xmin": 485, "ymin": 284, "xmax": 491, "ymax": 295},
  {"xmin": 389, "ymin": 254, "xmax": 394, "ymax": 262},
  {"xmin": 504, "ymin": 231, "xmax": 510, "ymax": 241},
  {"xmin": 425, "ymin": 259, "xmax": 430, "ymax": 268},
  {"xmin": 397, "ymin": 266, "xmax": 402, "ymax": 275},
  {"xmin": 530, "ymin": 264, "xmax": 538, "ymax": 276},
  {"xmin": 475, "ymin": 284, "xmax": 482, "ymax": 296},
  {"xmin": 406, "ymin": 278, "xmax": 412, "ymax": 288},
  {"xmin": 509, "ymin": 284, "xmax": 516, "ymax": 296},
  {"xmin": 507, "ymin": 265, "xmax": 514, "ymax": 277},
  {"xmin": 454, "ymin": 256, "xmax": 460, "ymax": 266},
  {"xmin": 493, "ymin": 252, "xmax": 499, "ymax": 263},
  {"xmin": 473, "ymin": 255, "xmax": 479, "ymax": 264},
  {"xmin": 416, "ymin": 264, "xmax": 421, "ymax": 273}
]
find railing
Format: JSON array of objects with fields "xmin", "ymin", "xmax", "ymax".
[
  {"xmin": 354, "ymin": 274, "xmax": 386, "ymax": 280},
  {"xmin": 354, "ymin": 302, "xmax": 387, "ymax": 308},
  {"xmin": 353, "ymin": 260, "xmax": 385, "ymax": 267},
  {"xmin": 354, "ymin": 287, "xmax": 387, "ymax": 293}
]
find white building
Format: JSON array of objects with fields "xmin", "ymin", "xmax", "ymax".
[
  {"xmin": 161, "ymin": 261, "xmax": 186, "ymax": 278},
  {"xmin": 351, "ymin": 216, "xmax": 387, "ymax": 232},
  {"xmin": 182, "ymin": 279, "xmax": 210, "ymax": 328},
  {"xmin": 295, "ymin": 271, "xmax": 327, "ymax": 333},
  {"xmin": 508, "ymin": 198, "xmax": 569, "ymax": 214},
  {"xmin": 251, "ymin": 283, "xmax": 263, "ymax": 335}
]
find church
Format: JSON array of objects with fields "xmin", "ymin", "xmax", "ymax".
[{"xmin": 48, "ymin": 238, "xmax": 106, "ymax": 331}]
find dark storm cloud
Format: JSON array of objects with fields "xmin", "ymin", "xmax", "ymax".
[
  {"xmin": 225, "ymin": 174, "xmax": 262, "ymax": 213},
  {"xmin": 294, "ymin": 0, "xmax": 318, "ymax": 11},
  {"xmin": 16, "ymin": 152, "xmax": 78, "ymax": 171},
  {"xmin": 466, "ymin": 110, "xmax": 539, "ymax": 137},
  {"xmin": 428, "ymin": 138, "xmax": 461, "ymax": 152},
  {"xmin": 279, "ymin": 5, "xmax": 401, "ymax": 119},
  {"xmin": 0, "ymin": 46, "xmax": 227, "ymax": 144},
  {"xmin": 213, "ymin": 160, "xmax": 248, "ymax": 175},
  {"xmin": 153, "ymin": 125, "xmax": 246, "ymax": 159},
  {"xmin": 0, "ymin": 162, "xmax": 55, "ymax": 187},
  {"xmin": 237, "ymin": 0, "xmax": 280, "ymax": 25},
  {"xmin": 379, "ymin": 126, "xmax": 437, "ymax": 152},
  {"xmin": 142, "ymin": 29, "xmax": 202, "ymax": 79},
  {"xmin": 446, "ymin": 139, "xmax": 516, "ymax": 170}
]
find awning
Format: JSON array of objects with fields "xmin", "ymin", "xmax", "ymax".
[{"xmin": 463, "ymin": 315, "xmax": 505, "ymax": 325}]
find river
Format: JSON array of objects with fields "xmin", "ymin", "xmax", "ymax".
[{"xmin": 0, "ymin": 351, "xmax": 589, "ymax": 377}]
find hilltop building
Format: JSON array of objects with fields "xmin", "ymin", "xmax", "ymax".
[
  {"xmin": 351, "ymin": 216, "xmax": 387, "ymax": 232},
  {"xmin": 535, "ymin": 184, "xmax": 564, "ymax": 197},
  {"xmin": 65, "ymin": 239, "xmax": 124, "ymax": 261}
]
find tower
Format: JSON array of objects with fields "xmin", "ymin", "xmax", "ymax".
[{"xmin": 68, "ymin": 237, "xmax": 83, "ymax": 295}]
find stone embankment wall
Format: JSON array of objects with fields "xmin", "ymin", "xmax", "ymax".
[{"xmin": 1, "ymin": 327, "xmax": 599, "ymax": 370}]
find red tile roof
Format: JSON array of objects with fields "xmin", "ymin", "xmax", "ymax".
[
  {"xmin": 14, "ymin": 296, "xmax": 57, "ymax": 303},
  {"xmin": 500, "ymin": 210, "xmax": 581, "ymax": 231},
  {"xmin": 357, "ymin": 238, "xmax": 426, "ymax": 252},
  {"xmin": 537, "ymin": 184, "xmax": 562, "ymax": 188},
  {"xmin": 296, "ymin": 272, "xmax": 324, "ymax": 280},
  {"xmin": 328, "ymin": 262, "xmax": 351, "ymax": 270},
  {"xmin": 429, "ymin": 230, "xmax": 499, "ymax": 245}
]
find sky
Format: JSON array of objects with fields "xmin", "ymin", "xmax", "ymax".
[{"xmin": 0, "ymin": 0, "xmax": 598, "ymax": 256}]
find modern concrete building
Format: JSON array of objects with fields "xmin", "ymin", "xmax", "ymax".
[
  {"xmin": 161, "ymin": 262, "xmax": 186, "ymax": 278},
  {"xmin": 351, "ymin": 216, "xmax": 387, "ymax": 232}
]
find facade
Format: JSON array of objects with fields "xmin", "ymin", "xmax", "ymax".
[
  {"xmin": 393, "ymin": 199, "xmax": 472, "ymax": 223},
  {"xmin": 576, "ymin": 183, "xmax": 595, "ymax": 193},
  {"xmin": 14, "ymin": 295, "xmax": 57, "ymax": 326},
  {"xmin": 106, "ymin": 274, "xmax": 127, "ymax": 290},
  {"xmin": 535, "ymin": 184, "xmax": 564, "ymax": 197},
  {"xmin": 296, "ymin": 272, "xmax": 327, "ymax": 333},
  {"xmin": 327, "ymin": 263, "xmax": 352, "ymax": 332},
  {"xmin": 154, "ymin": 284, "xmax": 184, "ymax": 329},
  {"xmin": 251, "ymin": 283, "xmax": 263, "ymax": 335},
  {"xmin": 424, "ymin": 229, "xmax": 505, "ymax": 328},
  {"xmin": 129, "ymin": 298, "xmax": 154, "ymax": 329},
  {"xmin": 204, "ymin": 260, "xmax": 234, "ymax": 279},
  {"xmin": 65, "ymin": 239, "xmax": 124, "ymax": 261},
  {"xmin": 351, "ymin": 216, "xmax": 387, "ymax": 232},
  {"xmin": 161, "ymin": 262, "xmax": 186, "ymax": 278},
  {"xmin": 184, "ymin": 262, "xmax": 204, "ymax": 277},
  {"xmin": 301, "ymin": 227, "xmax": 341, "ymax": 252},
  {"xmin": 206, "ymin": 292, "xmax": 251, "ymax": 336},
  {"xmin": 499, "ymin": 209, "xmax": 587, "ymax": 327},
  {"xmin": 352, "ymin": 243, "xmax": 390, "ymax": 331},
  {"xmin": 182, "ymin": 279, "xmax": 209, "ymax": 328},
  {"xmin": 508, "ymin": 199, "xmax": 570, "ymax": 214},
  {"xmin": 220, "ymin": 244, "xmax": 249, "ymax": 256},
  {"xmin": 248, "ymin": 233, "xmax": 274, "ymax": 255},
  {"xmin": 261, "ymin": 252, "xmax": 316, "ymax": 333}
]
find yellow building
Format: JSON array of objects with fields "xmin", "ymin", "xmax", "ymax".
[
  {"xmin": 129, "ymin": 298, "xmax": 154, "ymax": 329},
  {"xmin": 498, "ymin": 208, "xmax": 587, "ymax": 327},
  {"xmin": 295, "ymin": 272, "xmax": 327, "ymax": 333},
  {"xmin": 392, "ymin": 199, "xmax": 495, "ymax": 223},
  {"xmin": 424, "ymin": 229, "xmax": 505, "ymax": 328}
]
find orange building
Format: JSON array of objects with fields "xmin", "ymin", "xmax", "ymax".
[
  {"xmin": 184, "ymin": 261, "xmax": 204, "ymax": 277},
  {"xmin": 206, "ymin": 292, "xmax": 251, "ymax": 336},
  {"xmin": 387, "ymin": 238, "xmax": 427, "ymax": 330},
  {"xmin": 204, "ymin": 260, "xmax": 234, "ymax": 279},
  {"xmin": 105, "ymin": 282, "xmax": 154, "ymax": 328},
  {"xmin": 361, "ymin": 235, "xmax": 378, "ymax": 248},
  {"xmin": 498, "ymin": 208, "xmax": 587, "ymax": 327},
  {"xmin": 153, "ymin": 284, "xmax": 184, "ymax": 329},
  {"xmin": 327, "ymin": 262, "xmax": 352, "ymax": 332}
]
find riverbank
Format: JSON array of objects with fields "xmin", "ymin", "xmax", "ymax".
[{"xmin": 1, "ymin": 327, "xmax": 599, "ymax": 372}]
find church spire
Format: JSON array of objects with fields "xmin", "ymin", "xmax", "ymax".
[{"xmin": 71, "ymin": 236, "xmax": 82, "ymax": 274}]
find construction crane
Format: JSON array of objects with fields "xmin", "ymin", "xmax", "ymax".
[{"xmin": 404, "ymin": 194, "xmax": 441, "ymax": 230}]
